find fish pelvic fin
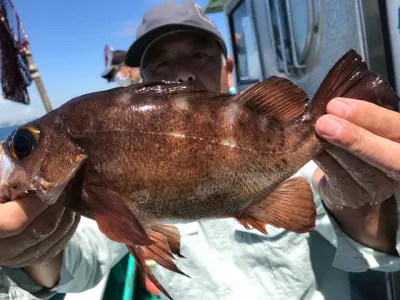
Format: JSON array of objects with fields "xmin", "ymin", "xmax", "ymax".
[
  {"xmin": 128, "ymin": 245, "xmax": 174, "ymax": 300},
  {"xmin": 150, "ymin": 224, "xmax": 185, "ymax": 258},
  {"xmin": 232, "ymin": 76, "xmax": 309, "ymax": 122},
  {"xmin": 127, "ymin": 224, "xmax": 190, "ymax": 300},
  {"xmin": 305, "ymin": 49, "xmax": 400, "ymax": 123},
  {"xmin": 139, "ymin": 225, "xmax": 188, "ymax": 275},
  {"xmin": 83, "ymin": 186, "xmax": 153, "ymax": 245},
  {"xmin": 236, "ymin": 177, "xmax": 316, "ymax": 234}
]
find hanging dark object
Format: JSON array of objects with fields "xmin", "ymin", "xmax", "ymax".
[{"xmin": 0, "ymin": 0, "xmax": 31, "ymax": 104}]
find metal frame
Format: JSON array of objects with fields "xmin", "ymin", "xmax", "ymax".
[{"xmin": 225, "ymin": 0, "xmax": 263, "ymax": 91}]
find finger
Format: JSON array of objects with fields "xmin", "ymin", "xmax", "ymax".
[
  {"xmin": 313, "ymin": 152, "xmax": 370, "ymax": 208},
  {"xmin": 13, "ymin": 214, "xmax": 80, "ymax": 267},
  {"xmin": 326, "ymin": 147, "xmax": 395, "ymax": 202},
  {"xmin": 315, "ymin": 114, "xmax": 400, "ymax": 181},
  {"xmin": 2, "ymin": 209, "xmax": 77, "ymax": 267},
  {"xmin": 0, "ymin": 194, "xmax": 48, "ymax": 238},
  {"xmin": 0, "ymin": 203, "xmax": 65, "ymax": 261},
  {"xmin": 327, "ymin": 98, "xmax": 400, "ymax": 142}
]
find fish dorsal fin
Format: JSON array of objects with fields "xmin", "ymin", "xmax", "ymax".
[{"xmin": 233, "ymin": 76, "xmax": 309, "ymax": 122}]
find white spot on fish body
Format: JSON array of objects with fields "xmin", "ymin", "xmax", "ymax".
[
  {"xmin": 221, "ymin": 139, "xmax": 237, "ymax": 148},
  {"xmin": 223, "ymin": 103, "xmax": 240, "ymax": 129},
  {"xmin": 133, "ymin": 104, "xmax": 156, "ymax": 112},
  {"xmin": 170, "ymin": 132, "xmax": 186, "ymax": 139},
  {"xmin": 173, "ymin": 97, "xmax": 189, "ymax": 110},
  {"xmin": 259, "ymin": 117, "xmax": 270, "ymax": 132}
]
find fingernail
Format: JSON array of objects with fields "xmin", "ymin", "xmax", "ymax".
[
  {"xmin": 316, "ymin": 116, "xmax": 343, "ymax": 138},
  {"xmin": 328, "ymin": 98, "xmax": 350, "ymax": 118}
]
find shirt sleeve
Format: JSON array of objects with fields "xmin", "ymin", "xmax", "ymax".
[
  {"xmin": 3, "ymin": 216, "xmax": 129, "ymax": 298},
  {"xmin": 295, "ymin": 161, "xmax": 400, "ymax": 273}
]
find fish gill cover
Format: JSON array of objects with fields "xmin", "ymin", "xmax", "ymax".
[{"xmin": 0, "ymin": 0, "xmax": 31, "ymax": 104}]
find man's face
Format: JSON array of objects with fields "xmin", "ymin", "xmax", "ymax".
[{"xmin": 141, "ymin": 31, "xmax": 232, "ymax": 93}]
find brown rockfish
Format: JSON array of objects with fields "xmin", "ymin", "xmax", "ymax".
[{"xmin": 0, "ymin": 49, "xmax": 399, "ymax": 299}]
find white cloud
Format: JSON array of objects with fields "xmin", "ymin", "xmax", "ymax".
[{"xmin": 0, "ymin": 92, "xmax": 45, "ymax": 127}]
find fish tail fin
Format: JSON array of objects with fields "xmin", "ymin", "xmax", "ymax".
[
  {"xmin": 235, "ymin": 177, "xmax": 316, "ymax": 234},
  {"xmin": 305, "ymin": 49, "xmax": 400, "ymax": 124},
  {"xmin": 127, "ymin": 224, "xmax": 190, "ymax": 300}
]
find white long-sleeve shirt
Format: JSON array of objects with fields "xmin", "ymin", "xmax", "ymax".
[{"xmin": 2, "ymin": 161, "xmax": 400, "ymax": 299}]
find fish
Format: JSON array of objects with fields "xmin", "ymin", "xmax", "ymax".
[{"xmin": 0, "ymin": 49, "xmax": 399, "ymax": 299}]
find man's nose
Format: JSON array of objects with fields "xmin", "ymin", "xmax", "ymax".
[{"xmin": 175, "ymin": 71, "xmax": 196, "ymax": 84}]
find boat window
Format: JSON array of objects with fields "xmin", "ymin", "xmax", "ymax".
[
  {"xmin": 229, "ymin": 0, "xmax": 261, "ymax": 84},
  {"xmin": 267, "ymin": 0, "xmax": 315, "ymax": 76}
]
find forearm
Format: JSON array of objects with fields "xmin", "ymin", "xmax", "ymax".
[
  {"xmin": 325, "ymin": 195, "xmax": 398, "ymax": 255},
  {"xmin": 22, "ymin": 252, "xmax": 63, "ymax": 288}
]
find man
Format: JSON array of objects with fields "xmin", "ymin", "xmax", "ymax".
[
  {"xmin": 1, "ymin": 1, "xmax": 400, "ymax": 299},
  {"xmin": 121, "ymin": 2, "xmax": 400, "ymax": 299},
  {"xmin": 101, "ymin": 49, "xmax": 142, "ymax": 86}
]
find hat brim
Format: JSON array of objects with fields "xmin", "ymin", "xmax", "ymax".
[
  {"xmin": 124, "ymin": 24, "xmax": 227, "ymax": 68},
  {"xmin": 101, "ymin": 66, "xmax": 118, "ymax": 81}
]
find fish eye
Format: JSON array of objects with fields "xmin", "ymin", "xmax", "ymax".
[{"xmin": 8, "ymin": 126, "xmax": 40, "ymax": 160}]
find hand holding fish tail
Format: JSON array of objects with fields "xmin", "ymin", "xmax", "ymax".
[{"xmin": 312, "ymin": 97, "xmax": 400, "ymax": 254}]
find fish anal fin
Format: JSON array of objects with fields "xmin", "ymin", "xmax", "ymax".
[
  {"xmin": 233, "ymin": 76, "xmax": 309, "ymax": 122},
  {"xmin": 83, "ymin": 186, "xmax": 153, "ymax": 245},
  {"xmin": 236, "ymin": 177, "xmax": 316, "ymax": 234}
]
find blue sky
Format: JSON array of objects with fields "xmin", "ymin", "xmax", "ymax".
[{"xmin": 0, "ymin": 0, "xmax": 229, "ymax": 126}]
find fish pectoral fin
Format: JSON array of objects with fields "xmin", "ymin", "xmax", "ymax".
[
  {"xmin": 235, "ymin": 177, "xmax": 316, "ymax": 234},
  {"xmin": 232, "ymin": 76, "xmax": 309, "ymax": 122},
  {"xmin": 83, "ymin": 186, "xmax": 153, "ymax": 245},
  {"xmin": 128, "ymin": 245, "xmax": 175, "ymax": 300}
]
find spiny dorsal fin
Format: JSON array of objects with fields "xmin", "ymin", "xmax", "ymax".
[{"xmin": 233, "ymin": 76, "xmax": 309, "ymax": 122}]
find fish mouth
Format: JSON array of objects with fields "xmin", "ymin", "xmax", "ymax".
[
  {"xmin": 0, "ymin": 142, "xmax": 37, "ymax": 202},
  {"xmin": 0, "ymin": 141, "xmax": 87, "ymax": 205}
]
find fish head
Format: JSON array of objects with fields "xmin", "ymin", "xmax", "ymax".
[{"xmin": 0, "ymin": 116, "xmax": 87, "ymax": 205}]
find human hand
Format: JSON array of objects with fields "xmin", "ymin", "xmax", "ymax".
[
  {"xmin": 311, "ymin": 97, "xmax": 400, "ymax": 209},
  {"xmin": 0, "ymin": 194, "xmax": 79, "ymax": 268}
]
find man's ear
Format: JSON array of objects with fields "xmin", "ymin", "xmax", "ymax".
[
  {"xmin": 129, "ymin": 67, "xmax": 142, "ymax": 83},
  {"xmin": 226, "ymin": 56, "xmax": 234, "ymax": 88}
]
